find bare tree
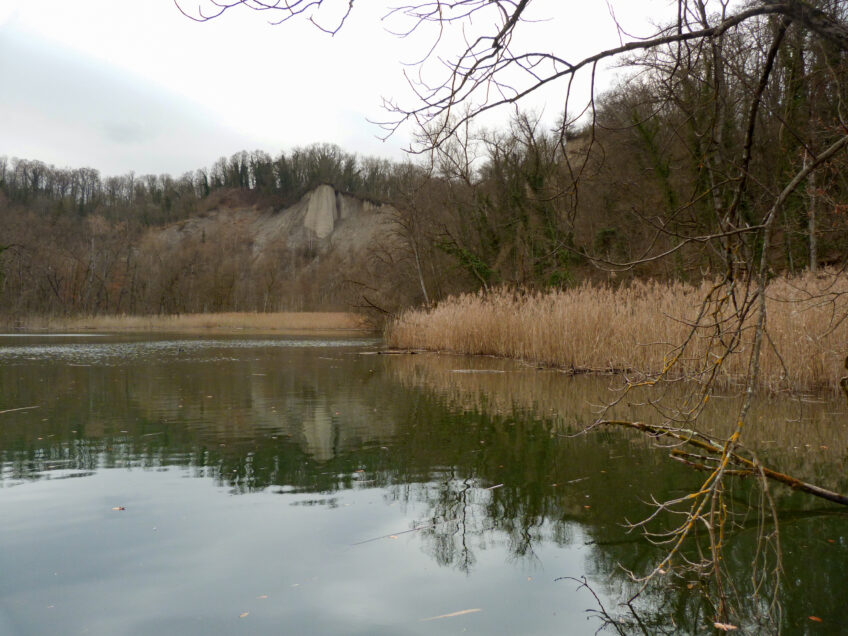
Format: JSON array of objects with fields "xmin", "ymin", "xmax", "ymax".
[{"xmin": 174, "ymin": 1, "xmax": 848, "ymax": 631}]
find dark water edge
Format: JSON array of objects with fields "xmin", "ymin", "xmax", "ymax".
[{"xmin": 1, "ymin": 334, "xmax": 846, "ymax": 635}]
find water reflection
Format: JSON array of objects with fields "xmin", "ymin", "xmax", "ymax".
[
  {"xmin": 1, "ymin": 336, "xmax": 846, "ymax": 634},
  {"xmin": 386, "ymin": 352, "xmax": 848, "ymax": 494}
]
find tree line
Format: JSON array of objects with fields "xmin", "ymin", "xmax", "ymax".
[
  {"xmin": 0, "ymin": 144, "xmax": 399, "ymax": 225},
  {"xmin": 0, "ymin": 142, "xmax": 416, "ymax": 318},
  {"xmin": 2, "ymin": 3, "xmax": 847, "ymax": 320}
]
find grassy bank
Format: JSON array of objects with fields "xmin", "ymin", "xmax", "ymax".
[
  {"xmin": 386, "ymin": 271, "xmax": 848, "ymax": 393},
  {"xmin": 6, "ymin": 312, "xmax": 370, "ymax": 333}
]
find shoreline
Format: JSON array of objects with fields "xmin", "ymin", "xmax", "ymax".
[{"xmin": 1, "ymin": 312, "xmax": 374, "ymax": 335}]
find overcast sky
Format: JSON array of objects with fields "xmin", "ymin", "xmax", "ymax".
[{"xmin": 0, "ymin": 0, "xmax": 678, "ymax": 177}]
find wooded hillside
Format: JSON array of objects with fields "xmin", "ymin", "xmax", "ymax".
[{"xmin": 2, "ymin": 5, "xmax": 847, "ymax": 320}]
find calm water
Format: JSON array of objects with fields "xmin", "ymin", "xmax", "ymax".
[{"xmin": 0, "ymin": 335, "xmax": 846, "ymax": 635}]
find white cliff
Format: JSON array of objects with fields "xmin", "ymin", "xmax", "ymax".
[{"xmin": 303, "ymin": 184, "xmax": 339, "ymax": 239}]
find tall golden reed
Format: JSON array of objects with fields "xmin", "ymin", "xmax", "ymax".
[{"xmin": 386, "ymin": 271, "xmax": 848, "ymax": 392}]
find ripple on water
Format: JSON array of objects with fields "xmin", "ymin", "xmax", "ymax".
[{"xmin": 0, "ymin": 337, "xmax": 379, "ymax": 365}]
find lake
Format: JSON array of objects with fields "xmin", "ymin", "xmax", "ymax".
[{"xmin": 1, "ymin": 335, "xmax": 846, "ymax": 635}]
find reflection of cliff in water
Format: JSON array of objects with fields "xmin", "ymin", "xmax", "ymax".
[
  {"xmin": 2, "ymin": 339, "xmax": 846, "ymax": 633},
  {"xmin": 0, "ymin": 343, "xmax": 403, "ymax": 466}
]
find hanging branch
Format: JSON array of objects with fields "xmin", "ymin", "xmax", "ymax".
[{"xmin": 598, "ymin": 419, "xmax": 848, "ymax": 506}]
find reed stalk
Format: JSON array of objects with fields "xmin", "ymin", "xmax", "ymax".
[{"xmin": 386, "ymin": 271, "xmax": 848, "ymax": 393}]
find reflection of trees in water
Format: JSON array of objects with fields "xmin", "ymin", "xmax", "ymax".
[
  {"xmin": 3, "ymin": 350, "xmax": 847, "ymax": 633},
  {"xmin": 5, "ymin": 399, "xmax": 845, "ymax": 633},
  {"xmin": 582, "ymin": 491, "xmax": 848, "ymax": 634},
  {"xmin": 385, "ymin": 353, "xmax": 848, "ymax": 632},
  {"xmin": 413, "ymin": 475, "xmax": 481, "ymax": 573},
  {"xmin": 386, "ymin": 470, "xmax": 559, "ymax": 575},
  {"xmin": 386, "ymin": 353, "xmax": 848, "ymax": 491}
]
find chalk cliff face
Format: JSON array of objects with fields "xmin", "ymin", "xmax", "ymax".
[
  {"xmin": 152, "ymin": 184, "xmax": 396, "ymax": 255},
  {"xmin": 246, "ymin": 184, "xmax": 397, "ymax": 257},
  {"xmin": 303, "ymin": 184, "xmax": 339, "ymax": 239},
  {"xmin": 141, "ymin": 184, "xmax": 405, "ymax": 309}
]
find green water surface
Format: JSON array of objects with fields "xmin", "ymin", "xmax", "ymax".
[{"xmin": 0, "ymin": 335, "xmax": 846, "ymax": 635}]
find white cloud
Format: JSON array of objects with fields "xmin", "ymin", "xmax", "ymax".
[{"xmin": 1, "ymin": 0, "xmax": 680, "ymax": 176}]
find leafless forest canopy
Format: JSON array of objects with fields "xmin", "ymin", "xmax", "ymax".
[{"xmin": 2, "ymin": 1, "xmax": 847, "ymax": 320}]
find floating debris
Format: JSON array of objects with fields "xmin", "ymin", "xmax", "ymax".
[
  {"xmin": 421, "ymin": 609, "xmax": 482, "ymax": 621},
  {"xmin": 0, "ymin": 405, "xmax": 40, "ymax": 415}
]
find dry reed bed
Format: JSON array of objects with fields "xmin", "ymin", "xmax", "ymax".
[
  {"xmin": 386, "ymin": 271, "xmax": 848, "ymax": 392},
  {"xmin": 12, "ymin": 312, "xmax": 369, "ymax": 333}
]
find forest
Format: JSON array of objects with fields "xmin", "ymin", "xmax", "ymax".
[{"xmin": 1, "ymin": 1, "xmax": 847, "ymax": 322}]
